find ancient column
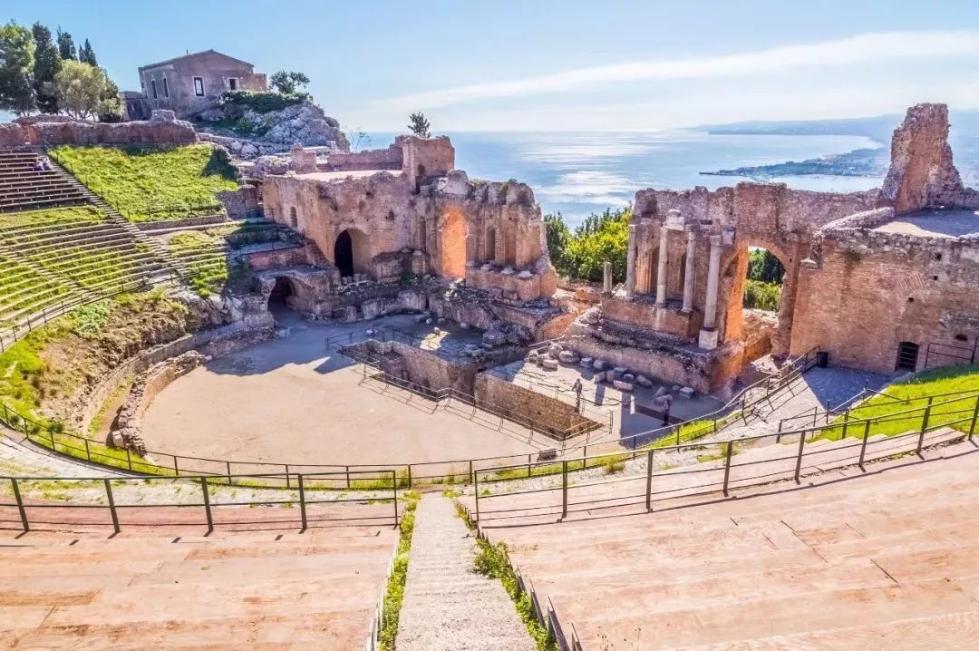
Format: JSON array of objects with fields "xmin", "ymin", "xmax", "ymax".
[
  {"xmin": 682, "ymin": 230, "xmax": 697, "ymax": 313},
  {"xmin": 702, "ymin": 235, "xmax": 723, "ymax": 329},
  {"xmin": 602, "ymin": 260, "xmax": 613, "ymax": 293},
  {"xmin": 625, "ymin": 224, "xmax": 637, "ymax": 297},
  {"xmin": 655, "ymin": 227, "xmax": 669, "ymax": 306}
]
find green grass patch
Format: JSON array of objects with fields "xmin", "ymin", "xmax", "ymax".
[
  {"xmin": 379, "ymin": 490, "xmax": 420, "ymax": 651},
  {"xmin": 815, "ymin": 364, "xmax": 979, "ymax": 441},
  {"xmin": 0, "ymin": 205, "xmax": 103, "ymax": 232},
  {"xmin": 49, "ymin": 145, "xmax": 238, "ymax": 223}
]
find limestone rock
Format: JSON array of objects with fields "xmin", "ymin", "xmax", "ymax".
[
  {"xmin": 558, "ymin": 350, "xmax": 578, "ymax": 364},
  {"xmin": 613, "ymin": 380, "xmax": 634, "ymax": 392},
  {"xmin": 636, "ymin": 375, "xmax": 653, "ymax": 388},
  {"xmin": 541, "ymin": 358, "xmax": 559, "ymax": 371},
  {"xmin": 679, "ymin": 386, "xmax": 695, "ymax": 399}
]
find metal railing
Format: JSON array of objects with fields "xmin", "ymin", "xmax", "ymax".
[
  {"xmin": 924, "ymin": 340, "xmax": 979, "ymax": 369},
  {"xmin": 0, "ymin": 346, "xmax": 819, "ymax": 492},
  {"xmin": 472, "ymin": 393, "xmax": 979, "ymax": 526},
  {"xmin": 0, "ymin": 469, "xmax": 401, "ymax": 534}
]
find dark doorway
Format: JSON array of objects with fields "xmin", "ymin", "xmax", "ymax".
[
  {"xmin": 896, "ymin": 341, "xmax": 920, "ymax": 371},
  {"xmin": 335, "ymin": 230, "xmax": 354, "ymax": 277},
  {"xmin": 269, "ymin": 276, "xmax": 294, "ymax": 310}
]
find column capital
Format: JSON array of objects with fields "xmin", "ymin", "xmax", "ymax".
[{"xmin": 709, "ymin": 234, "xmax": 723, "ymax": 247}]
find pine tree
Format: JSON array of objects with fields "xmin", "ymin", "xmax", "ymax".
[
  {"xmin": 408, "ymin": 112, "xmax": 431, "ymax": 138},
  {"xmin": 56, "ymin": 27, "xmax": 76, "ymax": 60},
  {"xmin": 79, "ymin": 38, "xmax": 97, "ymax": 66},
  {"xmin": 31, "ymin": 22, "xmax": 61, "ymax": 113}
]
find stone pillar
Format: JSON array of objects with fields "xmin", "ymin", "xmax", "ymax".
[
  {"xmin": 625, "ymin": 224, "xmax": 637, "ymax": 297},
  {"xmin": 602, "ymin": 260, "xmax": 613, "ymax": 293},
  {"xmin": 655, "ymin": 227, "xmax": 669, "ymax": 306},
  {"xmin": 682, "ymin": 229, "xmax": 696, "ymax": 313},
  {"xmin": 698, "ymin": 235, "xmax": 723, "ymax": 350}
]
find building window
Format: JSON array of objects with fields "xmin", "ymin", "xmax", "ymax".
[
  {"xmin": 290, "ymin": 207, "xmax": 298, "ymax": 228},
  {"xmin": 162, "ymin": 77, "xmax": 169, "ymax": 98},
  {"xmin": 228, "ymin": 78, "xmax": 238, "ymax": 91},
  {"xmin": 194, "ymin": 77, "xmax": 205, "ymax": 97},
  {"xmin": 150, "ymin": 79, "xmax": 158, "ymax": 100}
]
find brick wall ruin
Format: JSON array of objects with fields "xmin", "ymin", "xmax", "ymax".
[{"xmin": 1, "ymin": 111, "xmax": 198, "ymax": 148}]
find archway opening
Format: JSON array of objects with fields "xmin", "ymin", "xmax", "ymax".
[
  {"xmin": 485, "ymin": 227, "xmax": 496, "ymax": 262},
  {"xmin": 728, "ymin": 246, "xmax": 789, "ymax": 374},
  {"xmin": 335, "ymin": 231, "xmax": 354, "ymax": 277},
  {"xmin": 334, "ymin": 228, "xmax": 369, "ymax": 278},
  {"xmin": 269, "ymin": 276, "xmax": 295, "ymax": 314}
]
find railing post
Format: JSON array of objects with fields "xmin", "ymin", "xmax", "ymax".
[
  {"xmin": 173, "ymin": 456, "xmax": 179, "ymax": 476},
  {"xmin": 859, "ymin": 420, "xmax": 870, "ymax": 470},
  {"xmin": 226, "ymin": 461, "xmax": 232, "ymax": 484},
  {"xmin": 776, "ymin": 418, "xmax": 783, "ymax": 443},
  {"xmin": 917, "ymin": 402, "xmax": 932, "ymax": 456},
  {"xmin": 527, "ymin": 454, "xmax": 532, "ymax": 478},
  {"xmin": 346, "ymin": 465, "xmax": 351, "ymax": 489},
  {"xmin": 104, "ymin": 478, "xmax": 120, "ymax": 534},
  {"xmin": 285, "ymin": 464, "xmax": 291, "ymax": 489},
  {"xmin": 794, "ymin": 430, "xmax": 806, "ymax": 483},
  {"xmin": 468, "ymin": 459, "xmax": 474, "ymax": 485},
  {"xmin": 406, "ymin": 465, "xmax": 411, "ymax": 489},
  {"xmin": 722, "ymin": 443, "xmax": 734, "ymax": 497},
  {"xmin": 201, "ymin": 477, "xmax": 213, "ymax": 533},
  {"xmin": 473, "ymin": 470, "xmax": 480, "ymax": 524},
  {"xmin": 561, "ymin": 460, "xmax": 568, "ymax": 521},
  {"xmin": 645, "ymin": 450, "xmax": 654, "ymax": 512},
  {"xmin": 970, "ymin": 395, "xmax": 979, "ymax": 442},
  {"xmin": 126, "ymin": 448, "xmax": 133, "ymax": 471},
  {"xmin": 84, "ymin": 438, "xmax": 91, "ymax": 462},
  {"xmin": 11, "ymin": 478, "xmax": 28, "ymax": 532},
  {"xmin": 392, "ymin": 470, "xmax": 399, "ymax": 525},
  {"xmin": 842, "ymin": 409, "xmax": 850, "ymax": 438}
]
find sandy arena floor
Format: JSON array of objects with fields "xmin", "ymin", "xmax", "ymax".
[{"xmin": 140, "ymin": 312, "xmax": 543, "ymax": 466}]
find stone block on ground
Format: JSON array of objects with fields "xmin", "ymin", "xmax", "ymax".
[
  {"xmin": 613, "ymin": 380, "xmax": 634, "ymax": 392},
  {"xmin": 623, "ymin": 373, "xmax": 635, "ymax": 382},
  {"xmin": 679, "ymin": 386, "xmax": 695, "ymax": 399},
  {"xmin": 655, "ymin": 385, "xmax": 666, "ymax": 397},
  {"xmin": 580, "ymin": 356, "xmax": 593, "ymax": 367},
  {"xmin": 541, "ymin": 358, "xmax": 559, "ymax": 371},
  {"xmin": 593, "ymin": 371, "xmax": 606, "ymax": 383},
  {"xmin": 593, "ymin": 359, "xmax": 606, "ymax": 371},
  {"xmin": 558, "ymin": 350, "xmax": 578, "ymax": 364},
  {"xmin": 636, "ymin": 375, "xmax": 653, "ymax": 387}
]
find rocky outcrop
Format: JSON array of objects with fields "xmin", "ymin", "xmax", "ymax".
[
  {"xmin": 198, "ymin": 100, "xmax": 349, "ymax": 159},
  {"xmin": 880, "ymin": 103, "xmax": 979, "ymax": 214},
  {"xmin": 16, "ymin": 110, "xmax": 198, "ymax": 147}
]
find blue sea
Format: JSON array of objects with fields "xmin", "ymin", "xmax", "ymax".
[{"xmin": 358, "ymin": 130, "xmax": 979, "ymax": 228}]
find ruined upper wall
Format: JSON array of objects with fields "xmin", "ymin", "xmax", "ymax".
[
  {"xmin": 0, "ymin": 111, "xmax": 197, "ymax": 148},
  {"xmin": 879, "ymin": 103, "xmax": 979, "ymax": 214}
]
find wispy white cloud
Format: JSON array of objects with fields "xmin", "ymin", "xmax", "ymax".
[{"xmin": 380, "ymin": 31, "xmax": 979, "ymax": 111}]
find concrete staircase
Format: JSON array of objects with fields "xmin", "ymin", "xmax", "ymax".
[{"xmin": 396, "ymin": 496, "xmax": 533, "ymax": 650}]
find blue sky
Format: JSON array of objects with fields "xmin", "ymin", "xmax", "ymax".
[{"xmin": 7, "ymin": 1, "xmax": 979, "ymax": 131}]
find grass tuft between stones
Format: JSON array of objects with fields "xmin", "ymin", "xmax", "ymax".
[
  {"xmin": 455, "ymin": 501, "xmax": 557, "ymax": 651},
  {"xmin": 378, "ymin": 490, "xmax": 420, "ymax": 650}
]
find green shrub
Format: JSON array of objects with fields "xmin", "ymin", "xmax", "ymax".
[
  {"xmin": 743, "ymin": 279, "xmax": 781, "ymax": 311},
  {"xmin": 219, "ymin": 90, "xmax": 307, "ymax": 114}
]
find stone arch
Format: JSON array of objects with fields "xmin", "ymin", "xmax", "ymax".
[
  {"xmin": 438, "ymin": 208, "xmax": 468, "ymax": 279},
  {"xmin": 334, "ymin": 228, "xmax": 369, "ymax": 277},
  {"xmin": 268, "ymin": 276, "xmax": 298, "ymax": 311},
  {"xmin": 724, "ymin": 239, "xmax": 797, "ymax": 358}
]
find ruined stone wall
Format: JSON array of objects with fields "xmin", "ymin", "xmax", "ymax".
[
  {"xmin": 262, "ymin": 162, "xmax": 556, "ymax": 301},
  {"xmin": 880, "ymin": 103, "xmax": 979, "ymax": 214},
  {"xmin": 0, "ymin": 123, "xmax": 29, "ymax": 147},
  {"xmin": 322, "ymin": 146, "xmax": 402, "ymax": 171},
  {"xmin": 217, "ymin": 184, "xmax": 262, "ymax": 219},
  {"xmin": 792, "ymin": 231, "xmax": 979, "ymax": 372},
  {"xmin": 18, "ymin": 113, "xmax": 198, "ymax": 147},
  {"xmin": 474, "ymin": 372, "xmax": 597, "ymax": 440}
]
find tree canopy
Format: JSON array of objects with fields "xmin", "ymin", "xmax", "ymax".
[
  {"xmin": 0, "ymin": 21, "xmax": 36, "ymax": 115},
  {"xmin": 31, "ymin": 22, "xmax": 61, "ymax": 113},
  {"xmin": 269, "ymin": 70, "xmax": 309, "ymax": 95},
  {"xmin": 78, "ymin": 38, "xmax": 97, "ymax": 66},
  {"xmin": 545, "ymin": 207, "xmax": 630, "ymax": 284},
  {"xmin": 55, "ymin": 60, "xmax": 115, "ymax": 119},
  {"xmin": 56, "ymin": 27, "xmax": 76, "ymax": 60}
]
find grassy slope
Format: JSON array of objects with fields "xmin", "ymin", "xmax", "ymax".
[
  {"xmin": 49, "ymin": 145, "xmax": 238, "ymax": 223},
  {"xmin": 0, "ymin": 205, "xmax": 102, "ymax": 231},
  {"xmin": 817, "ymin": 364, "xmax": 979, "ymax": 441}
]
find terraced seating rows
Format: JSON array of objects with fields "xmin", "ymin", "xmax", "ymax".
[
  {"xmin": 0, "ymin": 207, "xmax": 177, "ymax": 331},
  {"xmin": 0, "ymin": 148, "xmax": 87, "ymax": 212},
  {"xmin": 0, "ymin": 524, "xmax": 398, "ymax": 649},
  {"xmin": 471, "ymin": 436, "xmax": 979, "ymax": 649}
]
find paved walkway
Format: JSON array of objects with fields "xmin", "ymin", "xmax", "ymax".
[{"xmin": 396, "ymin": 496, "xmax": 533, "ymax": 650}]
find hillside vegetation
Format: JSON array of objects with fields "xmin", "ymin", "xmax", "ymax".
[{"xmin": 49, "ymin": 144, "xmax": 238, "ymax": 222}]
